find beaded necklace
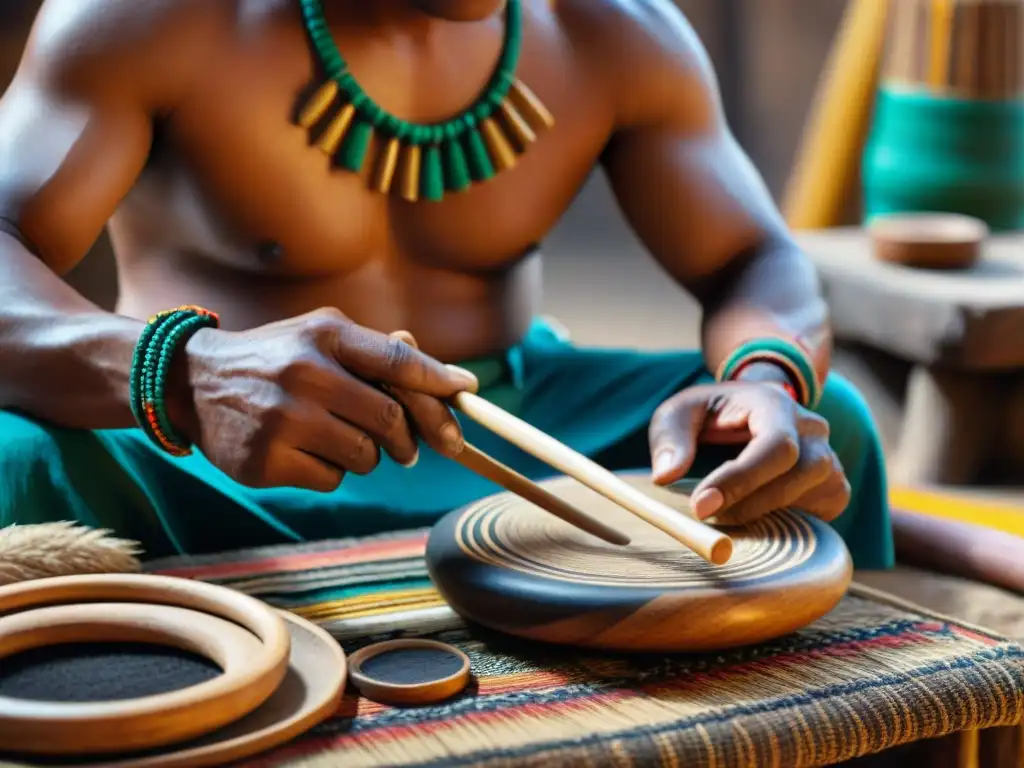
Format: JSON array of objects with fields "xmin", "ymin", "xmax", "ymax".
[{"xmin": 296, "ymin": 0, "xmax": 554, "ymax": 202}]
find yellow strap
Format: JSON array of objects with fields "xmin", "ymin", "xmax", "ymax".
[{"xmin": 890, "ymin": 487, "xmax": 1024, "ymax": 537}]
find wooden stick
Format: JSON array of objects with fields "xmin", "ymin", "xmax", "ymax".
[
  {"xmin": 454, "ymin": 443, "xmax": 631, "ymax": 546},
  {"xmin": 451, "ymin": 390, "xmax": 734, "ymax": 565},
  {"xmin": 1006, "ymin": 0, "xmax": 1020, "ymax": 97},
  {"xmin": 885, "ymin": 0, "xmax": 915, "ymax": 82},
  {"xmin": 1002, "ymin": 0, "xmax": 1017, "ymax": 98},
  {"xmin": 1014, "ymin": 0, "xmax": 1024, "ymax": 96},
  {"xmin": 891, "ymin": 508, "xmax": 1024, "ymax": 594},
  {"xmin": 782, "ymin": 0, "xmax": 891, "ymax": 230},
  {"xmin": 930, "ymin": 0, "xmax": 955, "ymax": 88},
  {"xmin": 386, "ymin": 330, "xmax": 631, "ymax": 547},
  {"xmin": 989, "ymin": 0, "xmax": 1012, "ymax": 99},
  {"xmin": 979, "ymin": 0, "xmax": 991, "ymax": 98},
  {"xmin": 951, "ymin": 0, "xmax": 972, "ymax": 94},
  {"xmin": 974, "ymin": 0, "xmax": 991, "ymax": 97},
  {"xmin": 914, "ymin": 0, "xmax": 931, "ymax": 84}
]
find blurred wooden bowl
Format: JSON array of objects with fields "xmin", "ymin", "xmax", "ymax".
[{"xmin": 869, "ymin": 213, "xmax": 988, "ymax": 269}]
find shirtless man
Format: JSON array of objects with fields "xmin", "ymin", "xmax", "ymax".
[{"xmin": 0, "ymin": 0, "xmax": 892, "ymax": 566}]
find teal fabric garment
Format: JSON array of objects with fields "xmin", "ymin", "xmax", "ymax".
[{"xmin": 0, "ymin": 319, "xmax": 893, "ymax": 568}]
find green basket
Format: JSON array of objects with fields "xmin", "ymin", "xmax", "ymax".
[{"xmin": 862, "ymin": 87, "xmax": 1024, "ymax": 231}]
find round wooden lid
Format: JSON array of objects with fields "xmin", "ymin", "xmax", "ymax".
[
  {"xmin": 869, "ymin": 213, "xmax": 988, "ymax": 269},
  {"xmin": 427, "ymin": 473, "xmax": 853, "ymax": 653},
  {"xmin": 348, "ymin": 639, "xmax": 471, "ymax": 706}
]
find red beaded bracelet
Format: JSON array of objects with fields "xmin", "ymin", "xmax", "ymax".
[{"xmin": 731, "ymin": 360, "xmax": 800, "ymax": 403}]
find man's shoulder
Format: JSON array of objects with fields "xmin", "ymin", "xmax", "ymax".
[
  {"xmin": 552, "ymin": 0, "xmax": 706, "ymax": 67},
  {"xmin": 25, "ymin": 0, "xmax": 240, "ymax": 105},
  {"xmin": 549, "ymin": 0, "xmax": 716, "ymax": 129}
]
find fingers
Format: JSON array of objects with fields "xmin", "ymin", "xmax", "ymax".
[
  {"xmin": 707, "ymin": 438, "xmax": 838, "ymax": 525},
  {"xmin": 648, "ymin": 392, "xmax": 708, "ymax": 486},
  {"xmin": 389, "ymin": 386, "xmax": 465, "ymax": 459},
  {"xmin": 387, "ymin": 330, "xmax": 465, "ymax": 459},
  {"xmin": 260, "ymin": 444, "xmax": 346, "ymax": 493},
  {"xmin": 321, "ymin": 370, "xmax": 420, "ymax": 467},
  {"xmin": 690, "ymin": 407, "xmax": 801, "ymax": 520},
  {"xmin": 286, "ymin": 400, "xmax": 383, "ymax": 476},
  {"xmin": 333, "ymin": 324, "xmax": 478, "ymax": 396},
  {"xmin": 790, "ymin": 454, "xmax": 852, "ymax": 522}
]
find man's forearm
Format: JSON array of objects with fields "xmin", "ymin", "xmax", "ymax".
[
  {"xmin": 0, "ymin": 231, "xmax": 144, "ymax": 429},
  {"xmin": 700, "ymin": 238, "xmax": 832, "ymax": 389}
]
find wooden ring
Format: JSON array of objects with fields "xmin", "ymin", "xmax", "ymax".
[
  {"xmin": 0, "ymin": 574, "xmax": 290, "ymax": 755},
  {"xmin": 0, "ymin": 602, "xmax": 264, "ymax": 754},
  {"xmin": 39, "ymin": 612, "xmax": 348, "ymax": 768},
  {"xmin": 348, "ymin": 639, "xmax": 471, "ymax": 706}
]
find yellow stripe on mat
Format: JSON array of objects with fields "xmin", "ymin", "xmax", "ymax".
[
  {"xmin": 290, "ymin": 588, "xmax": 445, "ymax": 621},
  {"xmin": 890, "ymin": 487, "xmax": 1024, "ymax": 537}
]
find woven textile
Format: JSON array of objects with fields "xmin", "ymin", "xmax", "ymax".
[{"xmin": 146, "ymin": 532, "xmax": 1024, "ymax": 768}]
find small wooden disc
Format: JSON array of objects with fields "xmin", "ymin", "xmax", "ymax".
[
  {"xmin": 869, "ymin": 213, "xmax": 988, "ymax": 269},
  {"xmin": 348, "ymin": 639, "xmax": 471, "ymax": 706},
  {"xmin": 0, "ymin": 574, "xmax": 290, "ymax": 755}
]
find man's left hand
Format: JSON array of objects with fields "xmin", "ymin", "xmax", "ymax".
[{"xmin": 649, "ymin": 381, "xmax": 851, "ymax": 525}]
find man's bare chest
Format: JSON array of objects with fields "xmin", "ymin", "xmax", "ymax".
[{"xmin": 120, "ymin": 7, "xmax": 614, "ymax": 278}]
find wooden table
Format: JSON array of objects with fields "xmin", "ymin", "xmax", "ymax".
[{"xmin": 799, "ymin": 228, "xmax": 1024, "ymax": 486}]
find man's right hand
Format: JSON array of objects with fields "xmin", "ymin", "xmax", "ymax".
[{"xmin": 168, "ymin": 308, "xmax": 479, "ymax": 492}]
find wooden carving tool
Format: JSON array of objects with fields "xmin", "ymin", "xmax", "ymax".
[
  {"xmin": 389, "ymin": 331, "xmax": 731, "ymax": 563},
  {"xmin": 456, "ymin": 443, "xmax": 631, "ymax": 546},
  {"xmin": 388, "ymin": 331, "xmax": 630, "ymax": 547},
  {"xmin": 450, "ymin": 387, "xmax": 734, "ymax": 566}
]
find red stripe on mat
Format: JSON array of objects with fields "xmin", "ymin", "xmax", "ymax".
[
  {"xmin": 247, "ymin": 692, "xmax": 639, "ymax": 766},
  {"xmin": 247, "ymin": 629, "xmax": 953, "ymax": 765},
  {"xmin": 152, "ymin": 535, "xmax": 429, "ymax": 580}
]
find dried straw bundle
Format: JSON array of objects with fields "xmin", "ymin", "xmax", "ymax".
[{"xmin": 0, "ymin": 522, "xmax": 142, "ymax": 586}]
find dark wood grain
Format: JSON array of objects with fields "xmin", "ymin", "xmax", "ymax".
[{"xmin": 427, "ymin": 472, "xmax": 853, "ymax": 652}]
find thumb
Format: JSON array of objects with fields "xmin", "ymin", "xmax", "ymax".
[{"xmin": 648, "ymin": 392, "xmax": 709, "ymax": 486}]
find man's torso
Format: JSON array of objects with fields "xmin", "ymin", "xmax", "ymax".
[{"xmin": 106, "ymin": 0, "xmax": 625, "ymax": 360}]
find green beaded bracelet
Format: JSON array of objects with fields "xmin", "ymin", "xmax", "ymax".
[
  {"xmin": 715, "ymin": 337, "xmax": 822, "ymax": 409},
  {"xmin": 129, "ymin": 306, "xmax": 220, "ymax": 456}
]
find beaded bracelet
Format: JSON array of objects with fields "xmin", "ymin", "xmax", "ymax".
[
  {"xmin": 731, "ymin": 360, "xmax": 800, "ymax": 404},
  {"xmin": 129, "ymin": 305, "xmax": 220, "ymax": 456},
  {"xmin": 715, "ymin": 336, "xmax": 822, "ymax": 410}
]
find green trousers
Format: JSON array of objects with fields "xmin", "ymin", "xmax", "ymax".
[{"xmin": 0, "ymin": 320, "xmax": 893, "ymax": 568}]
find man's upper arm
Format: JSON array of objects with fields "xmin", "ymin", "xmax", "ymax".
[
  {"xmin": 0, "ymin": 0, "xmax": 223, "ymax": 275},
  {"xmin": 592, "ymin": 0, "xmax": 791, "ymax": 292},
  {"xmin": 0, "ymin": 79, "xmax": 152, "ymax": 275}
]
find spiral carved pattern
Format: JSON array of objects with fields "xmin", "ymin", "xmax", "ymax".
[{"xmin": 454, "ymin": 476, "xmax": 818, "ymax": 590}]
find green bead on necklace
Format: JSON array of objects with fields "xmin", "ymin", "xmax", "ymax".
[{"xmin": 295, "ymin": 0, "xmax": 554, "ymax": 202}]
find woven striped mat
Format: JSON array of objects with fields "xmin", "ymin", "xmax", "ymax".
[{"xmin": 146, "ymin": 531, "xmax": 1024, "ymax": 768}]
